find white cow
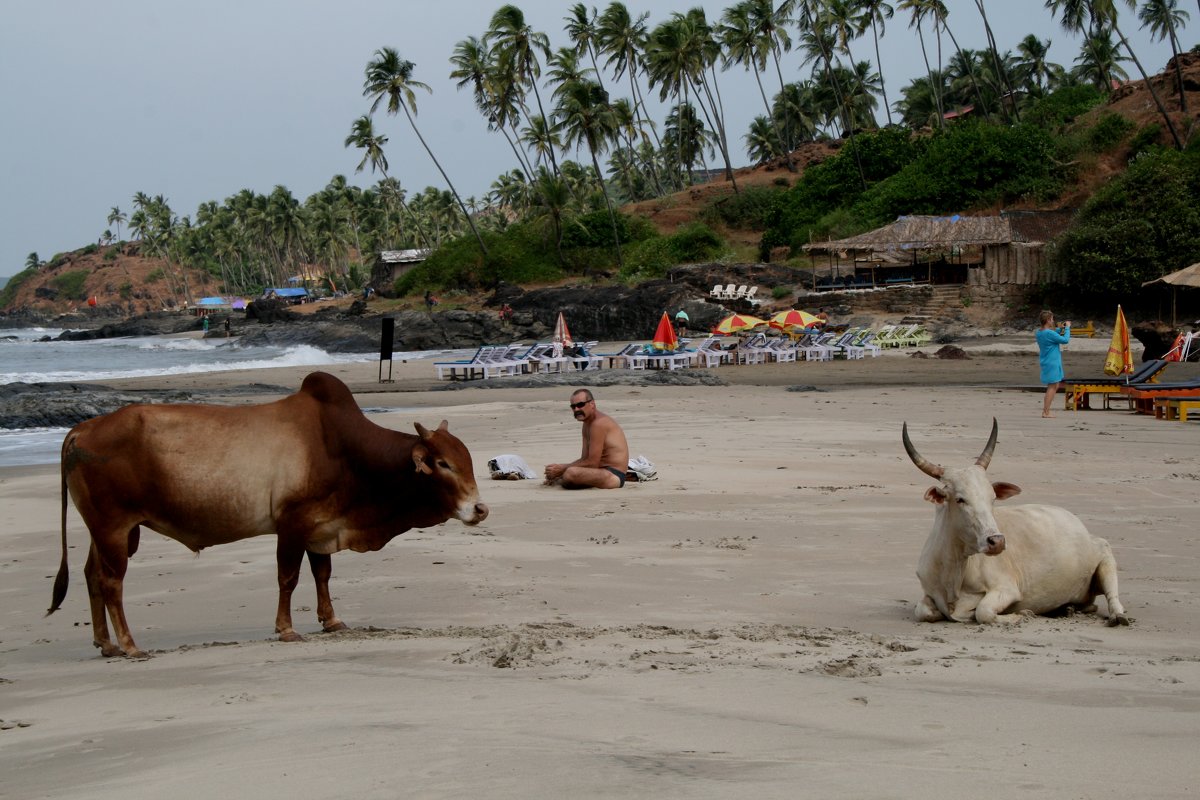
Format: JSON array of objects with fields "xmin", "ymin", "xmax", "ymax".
[{"xmin": 903, "ymin": 419, "xmax": 1129, "ymax": 627}]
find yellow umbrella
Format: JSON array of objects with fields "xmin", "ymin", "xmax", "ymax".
[
  {"xmin": 768, "ymin": 309, "xmax": 821, "ymax": 331},
  {"xmin": 1103, "ymin": 305, "xmax": 1132, "ymax": 377},
  {"xmin": 712, "ymin": 313, "xmax": 767, "ymax": 335}
]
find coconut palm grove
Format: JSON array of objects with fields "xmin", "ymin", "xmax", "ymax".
[{"xmin": 5, "ymin": 0, "xmax": 1199, "ymax": 311}]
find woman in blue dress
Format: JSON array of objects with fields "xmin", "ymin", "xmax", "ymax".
[{"xmin": 1036, "ymin": 310, "xmax": 1071, "ymax": 417}]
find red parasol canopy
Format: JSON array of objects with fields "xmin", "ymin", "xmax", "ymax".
[
  {"xmin": 553, "ymin": 312, "xmax": 573, "ymax": 347},
  {"xmin": 651, "ymin": 311, "xmax": 679, "ymax": 351}
]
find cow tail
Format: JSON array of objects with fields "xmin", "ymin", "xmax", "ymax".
[{"xmin": 47, "ymin": 437, "xmax": 72, "ymax": 616}]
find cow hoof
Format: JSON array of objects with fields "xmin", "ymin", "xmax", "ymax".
[
  {"xmin": 127, "ymin": 649, "xmax": 152, "ymax": 660},
  {"xmin": 1106, "ymin": 614, "xmax": 1132, "ymax": 627},
  {"xmin": 96, "ymin": 641, "xmax": 123, "ymax": 658},
  {"xmin": 278, "ymin": 630, "xmax": 305, "ymax": 643},
  {"xmin": 322, "ymin": 620, "xmax": 348, "ymax": 633}
]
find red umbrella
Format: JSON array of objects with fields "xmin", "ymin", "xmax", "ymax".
[
  {"xmin": 651, "ymin": 311, "xmax": 678, "ymax": 351},
  {"xmin": 552, "ymin": 312, "xmax": 573, "ymax": 347},
  {"xmin": 768, "ymin": 309, "xmax": 821, "ymax": 331}
]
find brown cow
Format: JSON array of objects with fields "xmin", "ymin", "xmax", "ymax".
[{"xmin": 48, "ymin": 371, "xmax": 488, "ymax": 658}]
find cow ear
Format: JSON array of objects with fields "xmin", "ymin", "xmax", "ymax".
[
  {"xmin": 992, "ymin": 481, "xmax": 1021, "ymax": 500},
  {"xmin": 924, "ymin": 486, "xmax": 947, "ymax": 504},
  {"xmin": 412, "ymin": 443, "xmax": 432, "ymax": 474},
  {"xmin": 437, "ymin": 419, "xmax": 449, "ymax": 432},
  {"xmin": 414, "ymin": 422, "xmax": 431, "ymax": 441}
]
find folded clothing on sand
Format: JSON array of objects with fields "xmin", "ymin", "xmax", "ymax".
[
  {"xmin": 488, "ymin": 454, "xmax": 537, "ymax": 480},
  {"xmin": 627, "ymin": 455, "xmax": 657, "ymax": 482}
]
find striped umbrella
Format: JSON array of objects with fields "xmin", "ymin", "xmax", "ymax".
[
  {"xmin": 712, "ymin": 313, "xmax": 767, "ymax": 335},
  {"xmin": 768, "ymin": 308, "xmax": 821, "ymax": 331}
]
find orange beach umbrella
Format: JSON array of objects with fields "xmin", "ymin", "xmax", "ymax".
[
  {"xmin": 768, "ymin": 309, "xmax": 821, "ymax": 331},
  {"xmin": 712, "ymin": 313, "xmax": 767, "ymax": 336},
  {"xmin": 651, "ymin": 311, "xmax": 679, "ymax": 351}
]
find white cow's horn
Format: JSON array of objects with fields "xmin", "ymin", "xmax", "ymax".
[
  {"xmin": 976, "ymin": 418, "xmax": 999, "ymax": 470},
  {"xmin": 902, "ymin": 422, "xmax": 944, "ymax": 479}
]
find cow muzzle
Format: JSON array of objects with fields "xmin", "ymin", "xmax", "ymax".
[
  {"xmin": 458, "ymin": 501, "xmax": 489, "ymax": 526},
  {"xmin": 983, "ymin": 533, "xmax": 1006, "ymax": 556}
]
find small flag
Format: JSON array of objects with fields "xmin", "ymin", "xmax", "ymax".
[{"xmin": 1103, "ymin": 305, "xmax": 1132, "ymax": 376}]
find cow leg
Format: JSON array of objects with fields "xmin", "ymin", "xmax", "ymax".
[
  {"xmin": 915, "ymin": 595, "xmax": 945, "ymax": 622},
  {"xmin": 974, "ymin": 585, "xmax": 1023, "ymax": 624},
  {"xmin": 86, "ymin": 532, "xmax": 148, "ymax": 658},
  {"xmin": 83, "ymin": 544, "xmax": 120, "ymax": 658},
  {"xmin": 306, "ymin": 551, "xmax": 346, "ymax": 633},
  {"xmin": 275, "ymin": 539, "xmax": 305, "ymax": 642},
  {"xmin": 1094, "ymin": 554, "xmax": 1130, "ymax": 627}
]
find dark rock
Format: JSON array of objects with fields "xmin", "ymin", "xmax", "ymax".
[{"xmin": 933, "ymin": 345, "xmax": 970, "ymax": 359}]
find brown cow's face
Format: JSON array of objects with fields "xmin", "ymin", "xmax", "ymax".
[
  {"xmin": 924, "ymin": 467, "xmax": 1021, "ymax": 556},
  {"xmin": 413, "ymin": 421, "xmax": 488, "ymax": 525}
]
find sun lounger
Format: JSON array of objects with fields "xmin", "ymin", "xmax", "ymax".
[
  {"xmin": 434, "ymin": 345, "xmax": 496, "ymax": 380},
  {"xmin": 1063, "ymin": 359, "xmax": 1167, "ymax": 410},
  {"xmin": 1118, "ymin": 376, "xmax": 1200, "ymax": 414}
]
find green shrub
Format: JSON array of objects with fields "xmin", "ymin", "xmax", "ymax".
[
  {"xmin": 102, "ymin": 247, "xmax": 119, "ymax": 261},
  {"xmin": 560, "ymin": 210, "xmax": 651, "ymax": 248},
  {"xmin": 702, "ymin": 185, "xmax": 786, "ymax": 230},
  {"xmin": 146, "ymin": 269, "xmax": 164, "ymax": 283},
  {"xmin": 52, "ymin": 269, "xmax": 90, "ymax": 300},
  {"xmin": 0, "ymin": 267, "xmax": 36, "ymax": 307},
  {"xmin": 1128, "ymin": 123, "xmax": 1163, "ymax": 160},
  {"xmin": 1088, "ymin": 112, "xmax": 1135, "ymax": 152},
  {"xmin": 620, "ymin": 237, "xmax": 675, "ymax": 282},
  {"xmin": 771, "ymin": 285, "xmax": 792, "ymax": 299},
  {"xmin": 666, "ymin": 222, "xmax": 723, "ymax": 263},
  {"xmin": 80, "ymin": 244, "xmax": 98, "ymax": 256},
  {"xmin": 119, "ymin": 282, "xmax": 133, "ymax": 299}
]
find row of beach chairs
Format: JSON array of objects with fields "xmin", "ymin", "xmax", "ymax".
[
  {"xmin": 432, "ymin": 325, "xmax": 930, "ymax": 379},
  {"xmin": 709, "ymin": 284, "xmax": 761, "ymax": 305},
  {"xmin": 433, "ymin": 341, "xmax": 602, "ymax": 380}
]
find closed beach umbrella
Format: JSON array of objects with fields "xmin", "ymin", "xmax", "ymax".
[
  {"xmin": 768, "ymin": 309, "xmax": 820, "ymax": 331},
  {"xmin": 651, "ymin": 311, "xmax": 678, "ymax": 351},
  {"xmin": 1103, "ymin": 305, "xmax": 1133, "ymax": 377},
  {"xmin": 552, "ymin": 312, "xmax": 573, "ymax": 348},
  {"xmin": 712, "ymin": 313, "xmax": 767, "ymax": 336}
]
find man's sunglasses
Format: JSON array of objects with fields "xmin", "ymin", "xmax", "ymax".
[{"xmin": 570, "ymin": 400, "xmax": 591, "ymax": 410}]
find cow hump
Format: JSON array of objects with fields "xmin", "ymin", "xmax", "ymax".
[{"xmin": 299, "ymin": 372, "xmax": 357, "ymax": 409}]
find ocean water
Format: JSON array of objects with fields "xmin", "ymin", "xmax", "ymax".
[{"xmin": 0, "ymin": 327, "xmax": 469, "ymax": 467}]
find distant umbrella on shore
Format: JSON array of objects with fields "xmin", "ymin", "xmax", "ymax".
[{"xmin": 552, "ymin": 312, "xmax": 573, "ymax": 348}]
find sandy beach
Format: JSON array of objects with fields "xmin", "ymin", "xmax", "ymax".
[{"xmin": 2, "ymin": 338, "xmax": 1198, "ymax": 799}]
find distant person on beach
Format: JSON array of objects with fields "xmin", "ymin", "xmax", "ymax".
[
  {"xmin": 1036, "ymin": 310, "xmax": 1071, "ymax": 418},
  {"xmin": 544, "ymin": 389, "xmax": 629, "ymax": 490},
  {"xmin": 202, "ymin": 316, "xmax": 209, "ymax": 334},
  {"xmin": 816, "ymin": 308, "xmax": 829, "ymax": 327},
  {"xmin": 424, "ymin": 290, "xmax": 438, "ymax": 312},
  {"xmin": 223, "ymin": 317, "xmax": 231, "ymax": 337},
  {"xmin": 499, "ymin": 303, "xmax": 514, "ymax": 324},
  {"xmin": 675, "ymin": 308, "xmax": 689, "ymax": 338}
]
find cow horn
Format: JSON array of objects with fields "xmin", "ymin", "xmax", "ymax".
[
  {"xmin": 975, "ymin": 417, "xmax": 999, "ymax": 470},
  {"xmin": 902, "ymin": 422, "xmax": 944, "ymax": 479},
  {"xmin": 437, "ymin": 419, "xmax": 449, "ymax": 432},
  {"xmin": 414, "ymin": 422, "xmax": 431, "ymax": 440}
]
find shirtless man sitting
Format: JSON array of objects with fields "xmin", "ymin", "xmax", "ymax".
[{"xmin": 544, "ymin": 389, "xmax": 629, "ymax": 489}]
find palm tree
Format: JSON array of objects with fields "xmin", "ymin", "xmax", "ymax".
[
  {"xmin": 107, "ymin": 207, "xmax": 127, "ymax": 242},
  {"xmin": 25, "ymin": 252, "xmax": 39, "ymax": 271},
  {"xmin": 343, "ymin": 114, "xmax": 431, "ymax": 250},
  {"xmin": 362, "ymin": 47, "xmax": 488, "ymax": 255},
  {"xmin": 564, "ymin": 4, "xmax": 607, "ymax": 93},
  {"xmin": 1139, "ymin": 0, "xmax": 1190, "ymax": 113},
  {"xmin": 554, "ymin": 77, "xmax": 624, "ymax": 269},
  {"xmin": 859, "ymin": 0, "xmax": 896, "ymax": 125},
  {"xmin": 772, "ymin": 81, "xmax": 819, "ymax": 148},
  {"xmin": 927, "ymin": 1, "xmax": 993, "ymax": 123},
  {"xmin": 526, "ymin": 166, "xmax": 572, "ymax": 266},
  {"xmin": 597, "ymin": 5, "xmax": 664, "ymax": 157},
  {"xmin": 487, "ymin": 5, "xmax": 558, "ymax": 173},
  {"xmin": 644, "ymin": 11, "xmax": 739, "ymax": 191},
  {"xmin": 795, "ymin": 1, "xmax": 867, "ymax": 185},
  {"xmin": 1071, "ymin": 29, "xmax": 1130, "ymax": 90},
  {"xmin": 663, "ymin": 101, "xmax": 715, "ymax": 182},
  {"xmin": 720, "ymin": 1, "xmax": 795, "ymax": 170},
  {"xmin": 745, "ymin": 115, "xmax": 782, "ymax": 164},
  {"xmin": 449, "ymin": 35, "xmax": 535, "ymax": 180},
  {"xmin": 972, "ymin": 0, "xmax": 1021, "ymax": 122},
  {"xmin": 1046, "ymin": 0, "xmax": 1183, "ymax": 149},
  {"xmin": 1015, "ymin": 34, "xmax": 1057, "ymax": 95},
  {"xmin": 898, "ymin": 0, "xmax": 944, "ymax": 126}
]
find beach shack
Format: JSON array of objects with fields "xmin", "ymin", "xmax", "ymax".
[
  {"xmin": 193, "ymin": 296, "xmax": 233, "ymax": 317},
  {"xmin": 264, "ymin": 287, "xmax": 309, "ymax": 305},
  {"xmin": 373, "ymin": 248, "xmax": 432, "ymax": 286},
  {"xmin": 801, "ymin": 212, "xmax": 1070, "ymax": 291}
]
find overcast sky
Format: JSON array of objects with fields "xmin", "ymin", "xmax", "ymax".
[{"xmin": 0, "ymin": 0, "xmax": 1184, "ymax": 279}]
